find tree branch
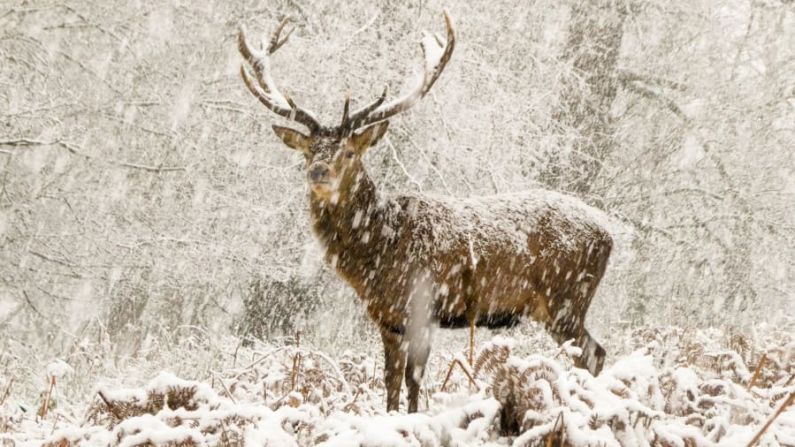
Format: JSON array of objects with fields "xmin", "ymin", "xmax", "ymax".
[
  {"xmin": 621, "ymin": 80, "xmax": 690, "ymax": 123},
  {"xmin": 0, "ymin": 138, "xmax": 185, "ymax": 173},
  {"xmin": 616, "ymin": 69, "xmax": 687, "ymax": 91}
]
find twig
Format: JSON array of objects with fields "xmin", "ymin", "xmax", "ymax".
[
  {"xmin": 289, "ymin": 331, "xmax": 302, "ymax": 391},
  {"xmin": 50, "ymin": 413, "xmax": 60, "ymax": 435},
  {"xmin": 97, "ymin": 390, "xmax": 122, "ymax": 420},
  {"xmin": 399, "ymin": 127, "xmax": 453, "ymax": 195},
  {"xmin": 616, "ymin": 69, "xmax": 687, "ymax": 91},
  {"xmin": 1, "ymin": 102, "xmax": 76, "ymax": 118},
  {"xmin": 343, "ymin": 389, "xmax": 363, "ymax": 412},
  {"xmin": 371, "ymin": 360, "xmax": 378, "ymax": 388},
  {"xmin": 386, "ymin": 138, "xmax": 423, "ymax": 192},
  {"xmin": 350, "ymin": 11, "xmax": 379, "ymax": 38},
  {"xmin": 21, "ymin": 290, "xmax": 44, "ymax": 318},
  {"xmin": 39, "ymin": 376, "xmax": 56, "ymax": 419},
  {"xmin": 55, "ymin": 49, "xmax": 123, "ymax": 95},
  {"xmin": 0, "ymin": 378, "xmax": 13, "ymax": 405},
  {"xmin": 219, "ymin": 420, "xmax": 231, "ymax": 445},
  {"xmin": 747, "ymin": 354, "xmax": 767, "ymax": 390},
  {"xmin": 468, "ymin": 320, "xmax": 475, "ymax": 366},
  {"xmin": 746, "ymin": 391, "xmax": 795, "ymax": 447},
  {"xmin": 213, "ymin": 374, "xmax": 237, "ymax": 404},
  {"xmin": 440, "ymin": 358, "xmax": 477, "ymax": 392},
  {"xmin": 233, "ymin": 347, "xmax": 287, "ymax": 378},
  {"xmin": 305, "ymin": 351, "xmax": 352, "ymax": 394},
  {"xmin": 232, "ymin": 338, "xmax": 243, "ymax": 369},
  {"xmin": 621, "ymin": 81, "xmax": 690, "ymax": 123},
  {"xmin": 546, "ymin": 412, "xmax": 565, "ymax": 447},
  {"xmin": 29, "ymin": 250, "xmax": 76, "ymax": 268}
]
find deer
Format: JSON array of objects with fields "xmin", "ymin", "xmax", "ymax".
[{"xmin": 238, "ymin": 12, "xmax": 613, "ymax": 413}]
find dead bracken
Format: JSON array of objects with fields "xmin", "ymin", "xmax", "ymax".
[{"xmin": 4, "ymin": 323, "xmax": 790, "ymax": 446}]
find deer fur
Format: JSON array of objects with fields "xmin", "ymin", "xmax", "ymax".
[{"xmin": 303, "ymin": 124, "xmax": 613, "ymax": 413}]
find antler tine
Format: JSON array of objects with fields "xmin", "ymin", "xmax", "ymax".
[
  {"xmin": 424, "ymin": 11, "xmax": 456, "ymax": 92},
  {"xmin": 352, "ymin": 11, "xmax": 455, "ymax": 129},
  {"xmin": 268, "ymin": 17, "xmax": 293, "ymax": 53},
  {"xmin": 341, "ymin": 85, "xmax": 389, "ymax": 132},
  {"xmin": 340, "ymin": 94, "xmax": 350, "ymax": 129},
  {"xmin": 238, "ymin": 21, "xmax": 321, "ymax": 132}
]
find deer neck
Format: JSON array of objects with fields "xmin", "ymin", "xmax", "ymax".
[{"xmin": 308, "ymin": 171, "xmax": 388, "ymax": 275}]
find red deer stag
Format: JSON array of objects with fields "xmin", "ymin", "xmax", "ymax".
[{"xmin": 238, "ymin": 13, "xmax": 613, "ymax": 413}]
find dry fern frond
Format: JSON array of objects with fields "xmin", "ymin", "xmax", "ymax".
[
  {"xmin": 91, "ymin": 384, "xmax": 202, "ymax": 426},
  {"xmin": 473, "ymin": 341, "xmax": 512, "ymax": 378}
]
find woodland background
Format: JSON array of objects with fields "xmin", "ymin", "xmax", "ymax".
[{"xmin": 1, "ymin": 0, "xmax": 793, "ymax": 358}]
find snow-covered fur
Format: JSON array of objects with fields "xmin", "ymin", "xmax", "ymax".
[{"xmin": 308, "ymin": 140, "xmax": 612, "ymax": 413}]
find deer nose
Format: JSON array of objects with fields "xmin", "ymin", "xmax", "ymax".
[{"xmin": 308, "ymin": 164, "xmax": 330, "ymax": 183}]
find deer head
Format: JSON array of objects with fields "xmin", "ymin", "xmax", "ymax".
[{"xmin": 238, "ymin": 13, "xmax": 455, "ymax": 203}]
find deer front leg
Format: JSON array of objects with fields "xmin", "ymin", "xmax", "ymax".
[
  {"xmin": 380, "ymin": 327, "xmax": 406, "ymax": 412},
  {"xmin": 404, "ymin": 326, "xmax": 431, "ymax": 413}
]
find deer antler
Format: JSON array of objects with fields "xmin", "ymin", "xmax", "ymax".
[
  {"xmin": 239, "ymin": 18, "xmax": 321, "ymax": 132},
  {"xmin": 339, "ymin": 11, "xmax": 455, "ymax": 133}
]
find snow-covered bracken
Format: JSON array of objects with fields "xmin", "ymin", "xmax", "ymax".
[{"xmin": 2, "ymin": 323, "xmax": 793, "ymax": 446}]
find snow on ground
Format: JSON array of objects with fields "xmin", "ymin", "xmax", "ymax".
[{"xmin": 1, "ymin": 323, "xmax": 793, "ymax": 446}]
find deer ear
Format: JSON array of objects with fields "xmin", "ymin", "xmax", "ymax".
[
  {"xmin": 351, "ymin": 121, "xmax": 390, "ymax": 152},
  {"xmin": 272, "ymin": 125, "xmax": 311, "ymax": 151}
]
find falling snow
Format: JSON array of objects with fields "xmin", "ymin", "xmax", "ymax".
[{"xmin": 1, "ymin": 0, "xmax": 793, "ymax": 446}]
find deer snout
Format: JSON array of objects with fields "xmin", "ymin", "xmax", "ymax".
[{"xmin": 308, "ymin": 163, "xmax": 331, "ymax": 184}]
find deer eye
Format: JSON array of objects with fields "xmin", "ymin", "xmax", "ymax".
[{"xmin": 343, "ymin": 150, "xmax": 355, "ymax": 159}]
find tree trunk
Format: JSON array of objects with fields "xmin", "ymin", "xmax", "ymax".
[{"xmin": 547, "ymin": 2, "xmax": 627, "ymax": 197}]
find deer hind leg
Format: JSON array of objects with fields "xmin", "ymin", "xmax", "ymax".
[
  {"xmin": 548, "ymin": 284, "xmax": 606, "ymax": 376},
  {"xmin": 547, "ymin": 319, "xmax": 604, "ymax": 375},
  {"xmin": 404, "ymin": 327, "xmax": 431, "ymax": 413},
  {"xmin": 574, "ymin": 268, "xmax": 608, "ymax": 375},
  {"xmin": 576, "ymin": 329, "xmax": 606, "ymax": 375},
  {"xmin": 380, "ymin": 328, "xmax": 407, "ymax": 412}
]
